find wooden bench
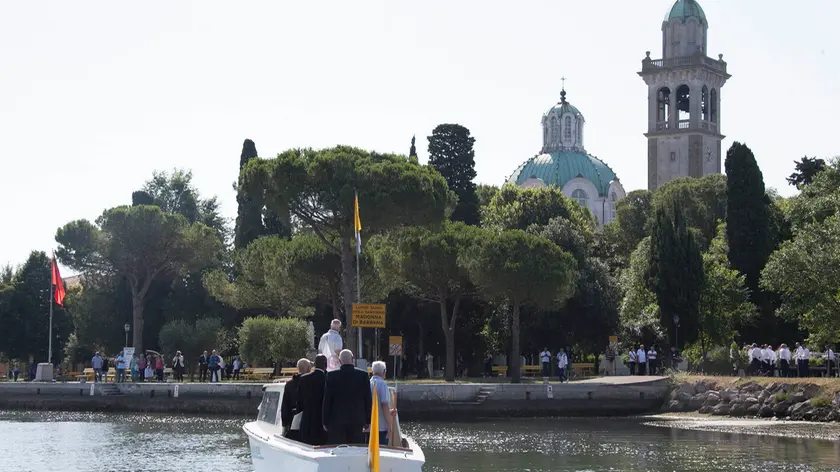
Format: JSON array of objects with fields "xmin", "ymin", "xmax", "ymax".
[
  {"xmin": 277, "ymin": 367, "xmax": 297, "ymax": 377},
  {"xmin": 243, "ymin": 367, "xmax": 275, "ymax": 381},
  {"xmin": 571, "ymin": 362, "xmax": 595, "ymax": 377},
  {"xmin": 491, "ymin": 365, "xmax": 508, "ymax": 377},
  {"xmin": 521, "ymin": 365, "xmax": 542, "ymax": 376}
]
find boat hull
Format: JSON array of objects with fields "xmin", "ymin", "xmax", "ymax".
[{"xmin": 244, "ymin": 421, "xmax": 425, "ymax": 472}]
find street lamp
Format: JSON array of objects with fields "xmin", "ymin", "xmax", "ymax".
[
  {"xmin": 124, "ymin": 323, "xmax": 131, "ymax": 347},
  {"xmin": 673, "ymin": 314, "xmax": 680, "ymax": 350}
]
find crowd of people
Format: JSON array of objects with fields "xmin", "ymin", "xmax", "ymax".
[
  {"xmin": 279, "ymin": 319, "xmax": 397, "ymax": 447},
  {"xmin": 87, "ymin": 349, "xmax": 245, "ymax": 383},
  {"xmin": 741, "ymin": 343, "xmax": 836, "ymax": 378}
]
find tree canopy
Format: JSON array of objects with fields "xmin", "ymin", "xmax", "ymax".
[{"xmin": 427, "ymin": 124, "xmax": 479, "ymax": 225}]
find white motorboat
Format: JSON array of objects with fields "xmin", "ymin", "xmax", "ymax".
[{"xmin": 244, "ymin": 381, "xmax": 425, "ymax": 472}]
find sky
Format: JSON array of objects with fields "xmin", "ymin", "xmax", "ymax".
[{"xmin": 1, "ymin": 0, "xmax": 837, "ymax": 271}]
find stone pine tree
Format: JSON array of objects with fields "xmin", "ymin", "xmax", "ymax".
[
  {"xmin": 427, "ymin": 124, "xmax": 480, "ymax": 225},
  {"xmin": 234, "ymin": 139, "xmax": 267, "ymax": 249},
  {"xmin": 787, "ymin": 156, "xmax": 826, "ymax": 188},
  {"xmin": 646, "ymin": 202, "xmax": 704, "ymax": 349},
  {"xmin": 725, "ymin": 142, "xmax": 776, "ymax": 338}
]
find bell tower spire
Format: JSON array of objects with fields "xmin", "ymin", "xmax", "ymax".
[{"xmin": 639, "ymin": 0, "xmax": 731, "ymax": 191}]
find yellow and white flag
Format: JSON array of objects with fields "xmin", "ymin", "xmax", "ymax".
[{"xmin": 368, "ymin": 386, "xmax": 380, "ymax": 472}]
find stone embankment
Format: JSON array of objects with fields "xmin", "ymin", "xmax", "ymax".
[
  {"xmin": 665, "ymin": 378, "xmax": 840, "ymax": 422},
  {"xmin": 0, "ymin": 376, "xmax": 670, "ymax": 419}
]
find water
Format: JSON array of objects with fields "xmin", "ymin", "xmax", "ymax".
[{"xmin": 1, "ymin": 411, "xmax": 840, "ymax": 472}]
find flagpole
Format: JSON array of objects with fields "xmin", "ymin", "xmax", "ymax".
[
  {"xmin": 355, "ymin": 196, "xmax": 363, "ymax": 360},
  {"xmin": 48, "ymin": 252, "xmax": 54, "ymax": 366}
]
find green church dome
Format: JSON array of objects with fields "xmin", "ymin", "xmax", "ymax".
[
  {"xmin": 665, "ymin": 0, "xmax": 706, "ymax": 22},
  {"xmin": 507, "ymin": 151, "xmax": 618, "ymax": 197}
]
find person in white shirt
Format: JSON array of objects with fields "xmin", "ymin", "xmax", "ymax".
[
  {"xmin": 749, "ymin": 344, "xmax": 762, "ymax": 376},
  {"xmin": 556, "ymin": 350, "xmax": 568, "ymax": 382},
  {"xmin": 794, "ymin": 342, "xmax": 805, "ymax": 377},
  {"xmin": 647, "ymin": 346, "xmax": 658, "ymax": 375},
  {"xmin": 766, "ymin": 345, "xmax": 777, "ymax": 377},
  {"xmin": 761, "ymin": 345, "xmax": 772, "ymax": 376},
  {"xmin": 802, "ymin": 345, "xmax": 811, "ymax": 377},
  {"xmin": 539, "ymin": 348, "xmax": 552, "ymax": 378},
  {"xmin": 826, "ymin": 346, "xmax": 836, "ymax": 378},
  {"xmin": 778, "ymin": 344, "xmax": 791, "ymax": 378},
  {"xmin": 628, "ymin": 349, "xmax": 637, "ymax": 376},
  {"xmin": 318, "ymin": 319, "xmax": 344, "ymax": 372},
  {"xmin": 636, "ymin": 345, "xmax": 647, "ymax": 375}
]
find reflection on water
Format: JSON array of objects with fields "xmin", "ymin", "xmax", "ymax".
[{"xmin": 1, "ymin": 411, "xmax": 839, "ymax": 472}]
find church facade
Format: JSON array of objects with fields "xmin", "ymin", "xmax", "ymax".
[
  {"xmin": 639, "ymin": 0, "xmax": 731, "ymax": 190},
  {"xmin": 506, "ymin": 89, "xmax": 626, "ymax": 226}
]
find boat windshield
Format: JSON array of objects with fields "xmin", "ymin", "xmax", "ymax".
[{"xmin": 258, "ymin": 390, "xmax": 281, "ymax": 424}]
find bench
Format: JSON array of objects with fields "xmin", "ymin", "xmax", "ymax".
[
  {"xmin": 243, "ymin": 367, "xmax": 275, "ymax": 381},
  {"xmin": 277, "ymin": 367, "xmax": 297, "ymax": 377},
  {"xmin": 571, "ymin": 362, "xmax": 595, "ymax": 377},
  {"xmin": 491, "ymin": 365, "xmax": 508, "ymax": 376},
  {"xmin": 521, "ymin": 365, "xmax": 542, "ymax": 376}
]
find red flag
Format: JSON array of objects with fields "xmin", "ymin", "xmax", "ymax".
[{"xmin": 51, "ymin": 257, "xmax": 66, "ymax": 307}]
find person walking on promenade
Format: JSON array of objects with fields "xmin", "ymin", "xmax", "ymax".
[
  {"xmin": 101, "ymin": 354, "xmax": 110, "ymax": 383},
  {"xmin": 556, "ymin": 349, "xmax": 568, "ymax": 382},
  {"xmin": 115, "ymin": 351, "xmax": 127, "ymax": 383},
  {"xmin": 539, "ymin": 347, "xmax": 552, "ymax": 378},
  {"xmin": 628, "ymin": 348, "xmax": 637, "ymax": 376},
  {"xmin": 155, "ymin": 356, "xmax": 164, "ymax": 382},
  {"xmin": 322, "ymin": 350, "xmax": 372, "ymax": 445},
  {"xmin": 232, "ymin": 357, "xmax": 241, "ymax": 381},
  {"xmin": 209, "ymin": 350, "xmax": 221, "ymax": 383},
  {"xmin": 636, "ymin": 345, "xmax": 647, "ymax": 375},
  {"xmin": 172, "ymin": 351, "xmax": 185, "ymax": 382},
  {"xmin": 130, "ymin": 354, "xmax": 139, "ymax": 382},
  {"xmin": 198, "ymin": 351, "xmax": 209, "ymax": 382},
  {"xmin": 647, "ymin": 346, "xmax": 658, "ymax": 375},
  {"xmin": 137, "ymin": 355, "xmax": 146, "ymax": 382},
  {"xmin": 91, "ymin": 352, "xmax": 103, "ymax": 382}
]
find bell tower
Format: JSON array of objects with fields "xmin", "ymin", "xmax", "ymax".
[{"xmin": 639, "ymin": 0, "xmax": 731, "ymax": 191}]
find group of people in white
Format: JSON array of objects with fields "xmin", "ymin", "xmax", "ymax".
[
  {"xmin": 744, "ymin": 342, "xmax": 836, "ymax": 378},
  {"xmin": 538, "ymin": 348, "xmax": 569, "ymax": 381},
  {"xmin": 627, "ymin": 345, "xmax": 668, "ymax": 376}
]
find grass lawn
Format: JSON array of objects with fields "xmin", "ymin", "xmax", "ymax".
[{"xmin": 673, "ymin": 373, "xmax": 840, "ymax": 396}]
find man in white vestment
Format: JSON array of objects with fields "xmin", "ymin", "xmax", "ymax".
[{"xmin": 318, "ymin": 319, "xmax": 344, "ymax": 372}]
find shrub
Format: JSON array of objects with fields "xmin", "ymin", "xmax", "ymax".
[
  {"xmin": 238, "ymin": 316, "xmax": 310, "ymax": 367},
  {"xmin": 773, "ymin": 392, "xmax": 788, "ymax": 403},
  {"xmin": 811, "ymin": 396, "xmax": 831, "ymax": 408}
]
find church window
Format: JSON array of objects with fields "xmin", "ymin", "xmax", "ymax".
[
  {"xmin": 571, "ymin": 189, "xmax": 588, "ymax": 208},
  {"xmin": 564, "ymin": 116, "xmax": 572, "ymax": 142},
  {"xmin": 551, "ymin": 116, "xmax": 559, "ymax": 144},
  {"xmin": 576, "ymin": 118, "xmax": 582, "ymax": 142},
  {"xmin": 670, "ymin": 152, "xmax": 676, "ymax": 162},
  {"xmin": 657, "ymin": 87, "xmax": 671, "ymax": 128},
  {"xmin": 710, "ymin": 88, "xmax": 718, "ymax": 122},
  {"xmin": 610, "ymin": 192, "xmax": 617, "ymax": 221},
  {"xmin": 676, "ymin": 84, "xmax": 690, "ymax": 124},
  {"xmin": 701, "ymin": 86, "xmax": 709, "ymax": 121}
]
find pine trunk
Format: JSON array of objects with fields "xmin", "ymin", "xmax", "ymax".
[
  {"xmin": 131, "ymin": 292, "xmax": 144, "ymax": 353},
  {"xmin": 340, "ymin": 236, "xmax": 357, "ymax": 356},
  {"xmin": 440, "ymin": 298, "xmax": 455, "ymax": 382}
]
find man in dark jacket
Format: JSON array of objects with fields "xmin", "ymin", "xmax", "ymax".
[
  {"xmin": 281, "ymin": 358, "xmax": 310, "ymax": 441},
  {"xmin": 297, "ymin": 354, "xmax": 328, "ymax": 445},
  {"xmin": 322, "ymin": 349, "xmax": 371, "ymax": 445}
]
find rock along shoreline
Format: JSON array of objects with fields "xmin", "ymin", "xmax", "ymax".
[{"xmin": 664, "ymin": 378, "xmax": 840, "ymax": 422}]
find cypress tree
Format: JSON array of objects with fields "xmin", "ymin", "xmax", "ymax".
[
  {"xmin": 725, "ymin": 142, "xmax": 773, "ymax": 295},
  {"xmin": 409, "ymin": 135, "xmax": 417, "ymax": 159},
  {"xmin": 234, "ymin": 139, "xmax": 266, "ymax": 249},
  {"xmin": 646, "ymin": 202, "xmax": 704, "ymax": 348},
  {"xmin": 725, "ymin": 142, "xmax": 777, "ymax": 340},
  {"xmin": 131, "ymin": 190, "xmax": 154, "ymax": 206},
  {"xmin": 427, "ymin": 124, "xmax": 479, "ymax": 225}
]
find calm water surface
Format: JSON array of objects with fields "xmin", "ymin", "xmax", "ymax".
[{"xmin": 1, "ymin": 411, "xmax": 839, "ymax": 472}]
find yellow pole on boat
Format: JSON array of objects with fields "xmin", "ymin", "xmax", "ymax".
[{"xmin": 368, "ymin": 387, "xmax": 380, "ymax": 472}]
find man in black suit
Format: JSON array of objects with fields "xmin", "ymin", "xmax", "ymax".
[
  {"xmin": 281, "ymin": 358, "xmax": 310, "ymax": 441},
  {"xmin": 296, "ymin": 354, "xmax": 328, "ymax": 445},
  {"xmin": 322, "ymin": 349, "xmax": 371, "ymax": 445}
]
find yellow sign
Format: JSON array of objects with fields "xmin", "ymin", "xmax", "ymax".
[
  {"xmin": 389, "ymin": 336, "xmax": 403, "ymax": 356},
  {"xmin": 352, "ymin": 303, "xmax": 386, "ymax": 328},
  {"xmin": 609, "ymin": 335, "xmax": 618, "ymax": 343}
]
